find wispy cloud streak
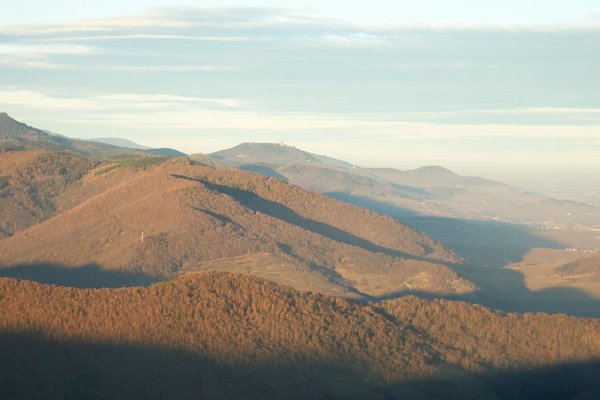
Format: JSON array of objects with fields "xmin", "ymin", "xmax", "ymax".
[{"xmin": 0, "ymin": 5, "xmax": 598, "ymax": 176}]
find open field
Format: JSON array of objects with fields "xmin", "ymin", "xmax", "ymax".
[
  {"xmin": 511, "ymin": 249, "xmax": 600, "ymax": 300},
  {"xmin": 181, "ymin": 252, "xmax": 361, "ymax": 299}
]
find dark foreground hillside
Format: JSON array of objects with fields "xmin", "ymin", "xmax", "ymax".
[{"xmin": 1, "ymin": 273, "xmax": 599, "ymax": 400}]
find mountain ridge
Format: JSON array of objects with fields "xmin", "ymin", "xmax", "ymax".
[
  {"xmin": 90, "ymin": 137, "xmax": 151, "ymax": 149},
  {"xmin": 1, "ymin": 113, "xmax": 185, "ymax": 159},
  {"xmin": 210, "ymin": 142, "xmax": 600, "ymax": 228},
  {"xmin": 1, "ymin": 272, "xmax": 599, "ymax": 399},
  {"xmin": 0, "ymin": 155, "xmax": 471, "ymax": 298}
]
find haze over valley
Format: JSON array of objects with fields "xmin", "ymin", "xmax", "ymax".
[
  {"xmin": 1, "ymin": 2, "xmax": 600, "ymax": 399},
  {"xmin": 2, "ymin": 114, "xmax": 600, "ymax": 398}
]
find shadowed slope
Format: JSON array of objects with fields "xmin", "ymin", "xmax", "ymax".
[
  {"xmin": 402, "ymin": 216, "xmax": 564, "ymax": 267},
  {"xmin": 1, "ymin": 273, "xmax": 600, "ymax": 399},
  {"xmin": 211, "ymin": 142, "xmax": 600, "ymax": 228},
  {"xmin": 556, "ymin": 254, "xmax": 600, "ymax": 279},
  {"xmin": 2, "ymin": 332, "xmax": 600, "ymax": 400},
  {"xmin": 0, "ymin": 113, "xmax": 185, "ymax": 159},
  {"xmin": 0, "ymin": 150, "xmax": 94, "ymax": 237},
  {"xmin": 0, "ymin": 263, "xmax": 157, "ymax": 288},
  {"xmin": 0, "ymin": 158, "xmax": 471, "ymax": 297},
  {"xmin": 178, "ymin": 176, "xmax": 432, "ymax": 261},
  {"xmin": 0, "ymin": 332, "xmax": 396, "ymax": 400}
]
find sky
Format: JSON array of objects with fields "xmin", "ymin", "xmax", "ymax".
[{"xmin": 1, "ymin": 1, "xmax": 599, "ymax": 193}]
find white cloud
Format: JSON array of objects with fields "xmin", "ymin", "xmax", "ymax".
[
  {"xmin": 0, "ymin": 6, "xmax": 598, "ymax": 177},
  {"xmin": 33, "ymin": 34, "xmax": 254, "ymax": 42},
  {"xmin": 0, "ymin": 43, "xmax": 98, "ymax": 57},
  {"xmin": 0, "ymin": 6, "xmax": 337, "ymax": 37},
  {"xmin": 2, "ymin": 89, "xmax": 599, "ymax": 141},
  {"xmin": 399, "ymin": 108, "xmax": 600, "ymax": 120},
  {"xmin": 94, "ymin": 94, "xmax": 242, "ymax": 108},
  {"xmin": 0, "ymin": 89, "xmax": 242, "ymax": 111},
  {"xmin": 2, "ymin": 5, "xmax": 599, "ymax": 41},
  {"xmin": 0, "ymin": 60, "xmax": 73, "ymax": 69},
  {"xmin": 91, "ymin": 64, "xmax": 239, "ymax": 72},
  {"xmin": 0, "ymin": 60, "xmax": 238, "ymax": 72}
]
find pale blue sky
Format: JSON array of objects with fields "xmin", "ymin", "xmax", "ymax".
[
  {"xmin": 1, "ymin": 2, "xmax": 599, "ymax": 192},
  {"xmin": 4, "ymin": 1, "xmax": 600, "ymax": 25}
]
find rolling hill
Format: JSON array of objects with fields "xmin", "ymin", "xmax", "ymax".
[
  {"xmin": 90, "ymin": 137, "xmax": 151, "ymax": 149},
  {"xmin": 0, "ymin": 150, "xmax": 94, "ymax": 237},
  {"xmin": 1, "ymin": 272, "xmax": 599, "ymax": 399},
  {"xmin": 0, "ymin": 113, "xmax": 185, "ymax": 159},
  {"xmin": 210, "ymin": 143, "xmax": 600, "ymax": 228},
  {"xmin": 2, "ymin": 118, "xmax": 600, "ymax": 399},
  {"xmin": 556, "ymin": 254, "xmax": 600, "ymax": 279},
  {"xmin": 0, "ymin": 154, "xmax": 472, "ymax": 297},
  {"xmin": 211, "ymin": 142, "xmax": 356, "ymax": 170}
]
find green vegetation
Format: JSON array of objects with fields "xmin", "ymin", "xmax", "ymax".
[
  {"xmin": 95, "ymin": 157, "xmax": 169, "ymax": 175},
  {"xmin": 0, "ymin": 113, "xmax": 31, "ymax": 138},
  {"xmin": 0, "ymin": 176, "xmax": 8, "ymax": 189},
  {"xmin": 557, "ymin": 261, "xmax": 581, "ymax": 275},
  {"xmin": 0, "ymin": 142, "xmax": 25, "ymax": 151},
  {"xmin": 187, "ymin": 158, "xmax": 210, "ymax": 167},
  {"xmin": 556, "ymin": 255, "xmax": 600, "ymax": 278}
]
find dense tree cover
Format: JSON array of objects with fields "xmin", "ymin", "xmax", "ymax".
[
  {"xmin": 0, "ymin": 150, "xmax": 93, "ymax": 237},
  {"xmin": 379, "ymin": 296, "xmax": 600, "ymax": 372},
  {"xmin": 556, "ymin": 255, "xmax": 600, "ymax": 279},
  {"xmin": 0, "ymin": 273, "xmax": 434, "ymax": 382},
  {"xmin": 0, "ymin": 113, "xmax": 71, "ymax": 149},
  {"xmin": 168, "ymin": 158, "xmax": 459, "ymax": 264},
  {"xmin": 1, "ymin": 273, "xmax": 599, "ymax": 399},
  {"xmin": 0, "ymin": 157, "xmax": 472, "ymax": 296},
  {"xmin": 94, "ymin": 157, "xmax": 169, "ymax": 175},
  {"xmin": 0, "ymin": 113, "xmax": 173, "ymax": 159}
]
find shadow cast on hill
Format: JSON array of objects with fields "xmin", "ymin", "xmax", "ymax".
[
  {"xmin": 326, "ymin": 191, "xmax": 420, "ymax": 218},
  {"xmin": 322, "ymin": 191, "xmax": 565, "ymax": 268},
  {"xmin": 401, "ymin": 216, "xmax": 564, "ymax": 267},
  {"xmin": 0, "ymin": 263, "xmax": 158, "ymax": 288},
  {"xmin": 238, "ymin": 164, "xmax": 290, "ymax": 182},
  {"xmin": 171, "ymin": 174, "xmax": 438, "ymax": 262},
  {"xmin": 1, "ymin": 331, "xmax": 599, "ymax": 400},
  {"xmin": 387, "ymin": 263, "xmax": 600, "ymax": 318},
  {"xmin": 389, "ymin": 217, "xmax": 600, "ymax": 316},
  {"xmin": 173, "ymin": 175, "xmax": 600, "ymax": 317},
  {"xmin": 288, "ymin": 188, "xmax": 600, "ymax": 317}
]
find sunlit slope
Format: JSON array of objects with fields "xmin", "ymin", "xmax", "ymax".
[
  {"xmin": 0, "ymin": 150, "xmax": 93, "ymax": 237},
  {"xmin": 556, "ymin": 254, "xmax": 600, "ymax": 279},
  {"xmin": 0, "ymin": 157, "xmax": 471, "ymax": 297},
  {"xmin": 1, "ymin": 273, "xmax": 599, "ymax": 399},
  {"xmin": 0, "ymin": 112, "xmax": 184, "ymax": 159},
  {"xmin": 181, "ymin": 252, "xmax": 359, "ymax": 298},
  {"xmin": 212, "ymin": 143, "xmax": 600, "ymax": 227}
]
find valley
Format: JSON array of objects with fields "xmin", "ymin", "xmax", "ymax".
[
  {"xmin": 209, "ymin": 142, "xmax": 600, "ymax": 316},
  {"xmin": 2, "ymin": 2, "xmax": 599, "ymax": 397},
  {"xmin": 1, "ymin": 115, "xmax": 599, "ymax": 398}
]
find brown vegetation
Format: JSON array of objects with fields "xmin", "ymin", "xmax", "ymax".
[
  {"xmin": 379, "ymin": 296, "xmax": 600, "ymax": 372},
  {"xmin": 1, "ymin": 273, "xmax": 599, "ymax": 399},
  {"xmin": 0, "ymin": 156, "xmax": 471, "ymax": 297},
  {"xmin": 183, "ymin": 252, "xmax": 360, "ymax": 298},
  {"xmin": 556, "ymin": 255, "xmax": 600, "ymax": 279},
  {"xmin": 0, "ymin": 150, "xmax": 93, "ymax": 237},
  {"xmin": 211, "ymin": 143, "xmax": 600, "ymax": 228}
]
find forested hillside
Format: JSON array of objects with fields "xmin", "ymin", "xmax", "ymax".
[
  {"xmin": 1, "ymin": 273, "xmax": 599, "ymax": 399},
  {"xmin": 0, "ymin": 156, "xmax": 470, "ymax": 297}
]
